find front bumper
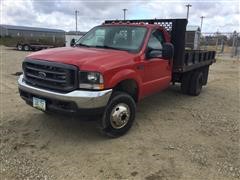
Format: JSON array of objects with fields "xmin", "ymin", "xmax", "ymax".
[{"xmin": 18, "ymin": 75, "xmax": 112, "ymax": 113}]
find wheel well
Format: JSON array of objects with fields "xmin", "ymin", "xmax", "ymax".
[{"xmin": 114, "ymin": 79, "xmax": 139, "ymax": 102}]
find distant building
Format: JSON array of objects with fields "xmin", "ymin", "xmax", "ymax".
[
  {"xmin": 186, "ymin": 26, "xmax": 201, "ymax": 50},
  {"xmin": 0, "ymin": 24, "xmax": 65, "ymax": 38},
  {"xmin": 0, "ymin": 24, "xmax": 65, "ymax": 48},
  {"xmin": 65, "ymin": 31, "xmax": 86, "ymax": 47}
]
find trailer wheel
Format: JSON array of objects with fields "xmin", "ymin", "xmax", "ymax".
[
  {"xmin": 17, "ymin": 44, "xmax": 23, "ymax": 51},
  {"xmin": 23, "ymin": 44, "xmax": 30, "ymax": 51},
  {"xmin": 181, "ymin": 72, "xmax": 192, "ymax": 94},
  {"xmin": 189, "ymin": 71, "xmax": 203, "ymax": 96},
  {"xmin": 99, "ymin": 91, "xmax": 136, "ymax": 138}
]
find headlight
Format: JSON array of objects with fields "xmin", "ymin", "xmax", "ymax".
[{"xmin": 79, "ymin": 71, "xmax": 104, "ymax": 90}]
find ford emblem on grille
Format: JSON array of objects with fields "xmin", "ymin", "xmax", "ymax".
[{"xmin": 38, "ymin": 72, "xmax": 47, "ymax": 79}]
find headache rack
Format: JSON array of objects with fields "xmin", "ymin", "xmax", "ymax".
[{"xmin": 105, "ymin": 19, "xmax": 188, "ymax": 71}]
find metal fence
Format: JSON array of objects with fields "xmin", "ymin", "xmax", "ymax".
[{"xmin": 199, "ymin": 32, "xmax": 239, "ymax": 60}]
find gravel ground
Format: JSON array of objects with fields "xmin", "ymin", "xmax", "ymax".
[{"xmin": 0, "ymin": 46, "xmax": 239, "ymax": 180}]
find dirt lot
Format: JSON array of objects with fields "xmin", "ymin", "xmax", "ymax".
[{"xmin": 0, "ymin": 46, "xmax": 239, "ymax": 180}]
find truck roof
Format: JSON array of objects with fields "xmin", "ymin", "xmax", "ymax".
[
  {"xmin": 104, "ymin": 19, "xmax": 187, "ymax": 32},
  {"xmin": 102, "ymin": 22, "xmax": 164, "ymax": 29}
]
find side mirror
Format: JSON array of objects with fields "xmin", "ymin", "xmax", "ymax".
[
  {"xmin": 146, "ymin": 48, "xmax": 162, "ymax": 59},
  {"xmin": 146, "ymin": 43, "xmax": 174, "ymax": 60},
  {"xmin": 70, "ymin": 39, "xmax": 76, "ymax": 47},
  {"xmin": 162, "ymin": 43, "xmax": 174, "ymax": 60}
]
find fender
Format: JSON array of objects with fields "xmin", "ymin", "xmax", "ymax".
[{"xmin": 107, "ymin": 69, "xmax": 142, "ymax": 90}]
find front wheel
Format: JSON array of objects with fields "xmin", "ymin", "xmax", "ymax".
[{"xmin": 99, "ymin": 91, "xmax": 136, "ymax": 138}]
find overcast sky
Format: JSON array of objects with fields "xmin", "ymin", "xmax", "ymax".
[{"xmin": 1, "ymin": 0, "xmax": 239, "ymax": 33}]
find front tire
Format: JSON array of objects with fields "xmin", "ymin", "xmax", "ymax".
[{"xmin": 99, "ymin": 91, "xmax": 136, "ymax": 138}]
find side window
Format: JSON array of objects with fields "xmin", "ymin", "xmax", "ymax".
[{"xmin": 147, "ymin": 30, "xmax": 164, "ymax": 50}]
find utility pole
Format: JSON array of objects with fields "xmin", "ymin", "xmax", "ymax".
[
  {"xmin": 75, "ymin": 10, "xmax": 79, "ymax": 35},
  {"xmin": 122, "ymin": 8, "xmax": 127, "ymax": 20},
  {"xmin": 199, "ymin": 16, "xmax": 206, "ymax": 51},
  {"xmin": 200, "ymin": 16, "xmax": 205, "ymax": 32},
  {"xmin": 185, "ymin": 4, "xmax": 192, "ymax": 20},
  {"xmin": 231, "ymin": 31, "xmax": 237, "ymax": 57}
]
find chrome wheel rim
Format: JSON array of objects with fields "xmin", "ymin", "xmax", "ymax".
[
  {"xmin": 110, "ymin": 103, "xmax": 130, "ymax": 129},
  {"xmin": 24, "ymin": 46, "xmax": 29, "ymax": 51},
  {"xmin": 17, "ymin": 45, "xmax": 22, "ymax": 50}
]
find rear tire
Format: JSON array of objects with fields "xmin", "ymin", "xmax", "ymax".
[
  {"xmin": 23, "ymin": 44, "xmax": 30, "ymax": 51},
  {"xmin": 181, "ymin": 72, "xmax": 192, "ymax": 94},
  {"xmin": 189, "ymin": 71, "xmax": 203, "ymax": 96},
  {"xmin": 202, "ymin": 66, "xmax": 209, "ymax": 85},
  {"xmin": 99, "ymin": 91, "xmax": 136, "ymax": 138}
]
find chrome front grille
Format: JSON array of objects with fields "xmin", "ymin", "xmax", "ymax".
[{"xmin": 23, "ymin": 59, "xmax": 78, "ymax": 92}]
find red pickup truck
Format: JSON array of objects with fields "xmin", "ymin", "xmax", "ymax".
[{"xmin": 18, "ymin": 19, "xmax": 215, "ymax": 137}]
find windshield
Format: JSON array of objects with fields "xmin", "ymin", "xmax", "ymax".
[{"xmin": 77, "ymin": 25, "xmax": 147, "ymax": 52}]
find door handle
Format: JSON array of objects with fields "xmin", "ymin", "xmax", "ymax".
[{"xmin": 137, "ymin": 64, "xmax": 144, "ymax": 70}]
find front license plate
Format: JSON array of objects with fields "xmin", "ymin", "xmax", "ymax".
[{"xmin": 33, "ymin": 97, "xmax": 46, "ymax": 111}]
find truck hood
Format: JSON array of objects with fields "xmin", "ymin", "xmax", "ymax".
[{"xmin": 27, "ymin": 47, "xmax": 137, "ymax": 71}]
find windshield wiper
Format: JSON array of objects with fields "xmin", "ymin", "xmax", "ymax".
[
  {"xmin": 76, "ymin": 43, "xmax": 91, "ymax": 47},
  {"xmin": 94, "ymin": 45, "xmax": 128, "ymax": 51},
  {"xmin": 77, "ymin": 44, "xmax": 130, "ymax": 52}
]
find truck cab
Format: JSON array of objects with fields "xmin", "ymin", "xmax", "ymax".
[{"xmin": 18, "ymin": 19, "xmax": 215, "ymax": 137}]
